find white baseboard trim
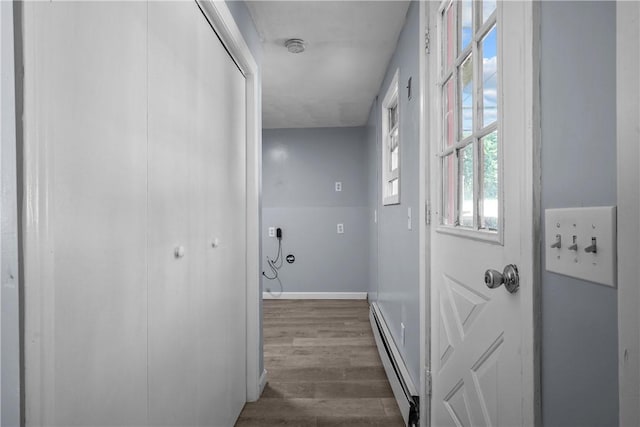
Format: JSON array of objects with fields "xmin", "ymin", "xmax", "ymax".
[
  {"xmin": 262, "ymin": 292, "xmax": 367, "ymax": 300},
  {"xmin": 258, "ymin": 369, "xmax": 267, "ymax": 397}
]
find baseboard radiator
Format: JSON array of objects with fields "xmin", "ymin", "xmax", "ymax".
[{"xmin": 369, "ymin": 302, "xmax": 419, "ymax": 427}]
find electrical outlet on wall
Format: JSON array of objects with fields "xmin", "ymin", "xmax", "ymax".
[
  {"xmin": 335, "ymin": 181, "xmax": 342, "ymax": 192},
  {"xmin": 268, "ymin": 227, "xmax": 275, "ymax": 237},
  {"xmin": 337, "ymin": 223, "xmax": 344, "ymax": 234}
]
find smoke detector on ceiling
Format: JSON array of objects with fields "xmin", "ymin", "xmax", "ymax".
[{"xmin": 285, "ymin": 38, "xmax": 305, "ymax": 54}]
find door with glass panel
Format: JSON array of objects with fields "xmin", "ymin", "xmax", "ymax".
[{"xmin": 428, "ymin": 1, "xmax": 539, "ymax": 426}]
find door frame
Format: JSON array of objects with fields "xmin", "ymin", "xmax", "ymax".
[
  {"xmin": 196, "ymin": 0, "xmax": 263, "ymax": 402},
  {"xmin": 418, "ymin": 2, "xmax": 430, "ymax": 426},
  {"xmin": 420, "ymin": 1, "xmax": 542, "ymax": 425},
  {"xmin": 617, "ymin": 1, "xmax": 640, "ymax": 425}
]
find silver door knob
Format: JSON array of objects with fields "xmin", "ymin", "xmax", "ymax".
[{"xmin": 484, "ymin": 264, "xmax": 519, "ymax": 294}]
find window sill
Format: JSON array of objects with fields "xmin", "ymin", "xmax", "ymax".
[
  {"xmin": 383, "ymin": 195, "xmax": 400, "ymax": 206},
  {"xmin": 382, "ymin": 194, "xmax": 400, "ymax": 206}
]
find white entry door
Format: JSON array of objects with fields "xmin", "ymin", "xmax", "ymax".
[{"xmin": 428, "ymin": 1, "xmax": 538, "ymax": 426}]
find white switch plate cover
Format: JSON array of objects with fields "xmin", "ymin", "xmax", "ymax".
[
  {"xmin": 268, "ymin": 227, "xmax": 275, "ymax": 237},
  {"xmin": 545, "ymin": 206, "xmax": 617, "ymax": 287},
  {"xmin": 335, "ymin": 181, "xmax": 342, "ymax": 192},
  {"xmin": 337, "ymin": 223, "xmax": 344, "ymax": 234}
]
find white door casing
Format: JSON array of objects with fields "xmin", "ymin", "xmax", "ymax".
[
  {"xmin": 617, "ymin": 1, "xmax": 640, "ymax": 425},
  {"xmin": 419, "ymin": 2, "xmax": 432, "ymax": 426},
  {"xmin": 428, "ymin": 1, "xmax": 540, "ymax": 426}
]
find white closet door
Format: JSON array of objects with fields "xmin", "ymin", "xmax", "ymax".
[
  {"xmin": 22, "ymin": 2, "xmax": 149, "ymax": 426},
  {"xmin": 147, "ymin": 2, "xmax": 247, "ymax": 425},
  {"xmin": 214, "ymin": 26, "xmax": 247, "ymax": 423},
  {"xmin": 147, "ymin": 2, "xmax": 199, "ymax": 425},
  {"xmin": 192, "ymin": 9, "xmax": 247, "ymax": 425}
]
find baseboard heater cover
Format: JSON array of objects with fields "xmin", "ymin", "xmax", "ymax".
[{"xmin": 369, "ymin": 302, "xmax": 419, "ymax": 427}]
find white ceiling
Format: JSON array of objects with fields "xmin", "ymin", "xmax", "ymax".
[{"xmin": 245, "ymin": 1, "xmax": 410, "ymax": 129}]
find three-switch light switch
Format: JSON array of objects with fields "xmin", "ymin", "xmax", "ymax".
[{"xmin": 545, "ymin": 206, "xmax": 617, "ymax": 287}]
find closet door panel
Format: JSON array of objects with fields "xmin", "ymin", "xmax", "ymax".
[
  {"xmin": 22, "ymin": 2, "xmax": 149, "ymax": 425},
  {"xmin": 192, "ymin": 13, "xmax": 230, "ymax": 426},
  {"xmin": 147, "ymin": 2, "xmax": 199, "ymax": 425},
  {"xmin": 219, "ymin": 52, "xmax": 248, "ymax": 421},
  {"xmin": 148, "ymin": 2, "xmax": 248, "ymax": 425},
  {"xmin": 190, "ymin": 11, "xmax": 248, "ymax": 424}
]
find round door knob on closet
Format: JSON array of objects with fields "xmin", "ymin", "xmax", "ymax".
[{"xmin": 174, "ymin": 246, "xmax": 185, "ymax": 258}]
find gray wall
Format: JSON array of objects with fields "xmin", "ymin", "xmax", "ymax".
[
  {"xmin": 540, "ymin": 2, "xmax": 618, "ymax": 426},
  {"xmin": 2, "ymin": 1, "xmax": 21, "ymax": 425},
  {"xmin": 225, "ymin": 0, "xmax": 265, "ymax": 379},
  {"xmin": 365, "ymin": 1, "xmax": 420, "ymax": 386},
  {"xmin": 262, "ymin": 127, "xmax": 369, "ymax": 294}
]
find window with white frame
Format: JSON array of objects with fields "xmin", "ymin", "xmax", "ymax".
[
  {"xmin": 382, "ymin": 70, "xmax": 400, "ymax": 205},
  {"xmin": 439, "ymin": 0, "xmax": 499, "ymax": 231}
]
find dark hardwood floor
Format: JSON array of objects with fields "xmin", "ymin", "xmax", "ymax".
[{"xmin": 235, "ymin": 299, "xmax": 405, "ymax": 427}]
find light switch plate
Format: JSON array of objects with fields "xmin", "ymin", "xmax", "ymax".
[{"xmin": 545, "ymin": 206, "xmax": 617, "ymax": 287}]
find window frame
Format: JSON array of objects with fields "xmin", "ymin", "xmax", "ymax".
[
  {"xmin": 436, "ymin": 0, "xmax": 502, "ymax": 242},
  {"xmin": 382, "ymin": 69, "xmax": 401, "ymax": 206}
]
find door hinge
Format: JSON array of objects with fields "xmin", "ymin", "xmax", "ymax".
[
  {"xmin": 425, "ymin": 27, "xmax": 431, "ymax": 55},
  {"xmin": 425, "ymin": 368, "xmax": 432, "ymax": 397},
  {"xmin": 425, "ymin": 201, "xmax": 431, "ymax": 226}
]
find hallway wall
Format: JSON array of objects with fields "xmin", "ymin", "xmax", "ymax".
[
  {"xmin": 365, "ymin": 1, "xmax": 420, "ymax": 386},
  {"xmin": 262, "ymin": 127, "xmax": 369, "ymax": 294},
  {"xmin": 540, "ymin": 2, "xmax": 618, "ymax": 426}
]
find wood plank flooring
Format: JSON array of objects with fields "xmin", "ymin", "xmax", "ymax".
[{"xmin": 235, "ymin": 299, "xmax": 405, "ymax": 427}]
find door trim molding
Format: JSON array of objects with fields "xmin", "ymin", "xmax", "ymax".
[
  {"xmin": 617, "ymin": 1, "xmax": 640, "ymax": 425},
  {"xmin": 418, "ymin": 1, "xmax": 431, "ymax": 426},
  {"xmin": 524, "ymin": 4, "xmax": 543, "ymax": 425},
  {"xmin": 196, "ymin": 0, "xmax": 262, "ymax": 403}
]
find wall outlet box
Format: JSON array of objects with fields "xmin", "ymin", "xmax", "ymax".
[
  {"xmin": 335, "ymin": 181, "xmax": 342, "ymax": 192},
  {"xmin": 544, "ymin": 206, "xmax": 617, "ymax": 287},
  {"xmin": 268, "ymin": 227, "xmax": 275, "ymax": 238},
  {"xmin": 337, "ymin": 223, "xmax": 344, "ymax": 234}
]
